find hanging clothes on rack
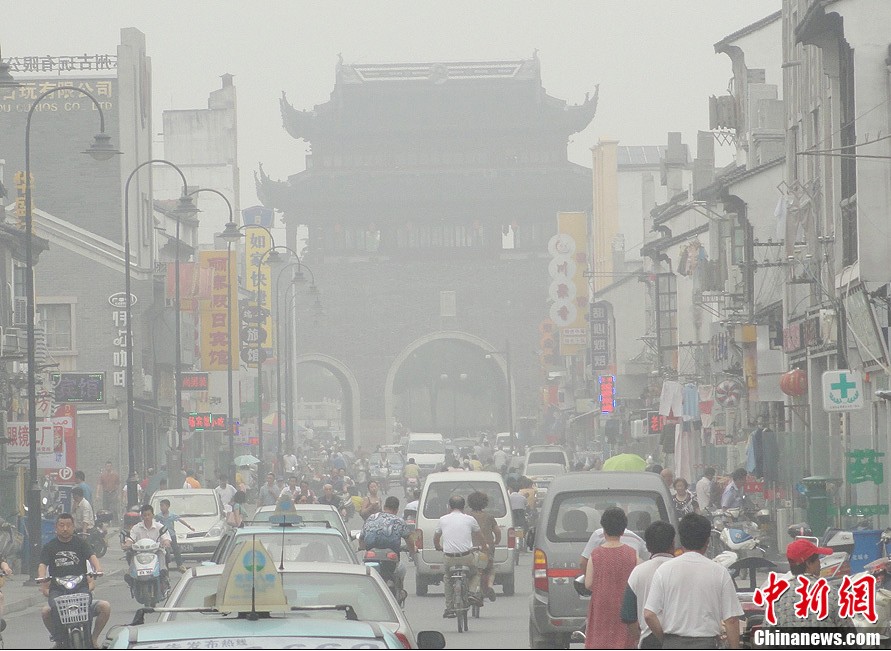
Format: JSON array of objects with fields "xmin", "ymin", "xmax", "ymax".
[
  {"xmin": 659, "ymin": 380, "xmax": 684, "ymax": 417},
  {"xmin": 682, "ymin": 383, "xmax": 700, "ymax": 421},
  {"xmin": 698, "ymin": 385, "xmax": 714, "ymax": 429}
]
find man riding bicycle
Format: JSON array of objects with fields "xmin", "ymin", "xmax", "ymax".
[{"xmin": 433, "ymin": 495, "xmax": 485, "ymax": 618}]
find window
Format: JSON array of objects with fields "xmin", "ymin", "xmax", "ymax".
[
  {"xmin": 547, "ymin": 490, "xmax": 670, "ymax": 543},
  {"xmin": 422, "ymin": 480, "xmax": 507, "ymax": 519},
  {"xmin": 38, "ymin": 303, "xmax": 72, "ymax": 351}
]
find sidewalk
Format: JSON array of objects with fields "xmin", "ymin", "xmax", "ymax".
[{"xmin": 3, "ymin": 552, "xmax": 128, "ymax": 615}]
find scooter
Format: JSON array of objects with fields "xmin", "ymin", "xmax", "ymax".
[
  {"xmin": 363, "ymin": 548, "xmax": 407, "ymax": 607},
  {"xmin": 122, "ymin": 528, "xmax": 171, "ymax": 607},
  {"xmin": 37, "ymin": 571, "xmax": 102, "ymax": 649}
]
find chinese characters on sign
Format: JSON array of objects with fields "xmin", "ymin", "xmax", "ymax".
[
  {"xmin": 243, "ymin": 227, "xmax": 273, "ymax": 367},
  {"xmin": 110, "ymin": 304, "xmax": 129, "ymax": 388},
  {"xmin": 589, "ymin": 301, "xmax": 612, "ymax": 370},
  {"xmin": 187, "ymin": 413, "xmax": 228, "ymax": 432},
  {"xmin": 0, "ymin": 79, "xmax": 116, "ymax": 113},
  {"xmin": 179, "ymin": 372, "xmax": 210, "ymax": 391},
  {"xmin": 599, "ymin": 375, "xmax": 616, "ymax": 415},
  {"xmin": 12, "ymin": 171, "xmax": 34, "ymax": 229},
  {"xmin": 199, "ymin": 251, "xmax": 238, "ymax": 371},
  {"xmin": 2, "ymin": 54, "xmax": 117, "ymax": 73},
  {"xmin": 51, "ymin": 372, "xmax": 105, "ymax": 403},
  {"xmin": 548, "ymin": 212, "xmax": 589, "ymax": 356},
  {"xmin": 754, "ymin": 571, "xmax": 877, "ymax": 625}
]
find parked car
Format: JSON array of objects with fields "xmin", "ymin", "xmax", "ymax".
[
  {"xmin": 149, "ymin": 489, "xmax": 228, "ymax": 558},
  {"xmin": 210, "ymin": 524, "xmax": 358, "ymax": 565},
  {"xmin": 414, "ymin": 470, "xmax": 516, "ymax": 596},
  {"xmin": 524, "ymin": 462, "xmax": 567, "ymax": 505},
  {"xmin": 528, "ymin": 471, "xmax": 677, "ymax": 649},
  {"xmin": 249, "ymin": 503, "xmax": 350, "ymax": 542},
  {"xmin": 158, "ymin": 562, "xmax": 421, "ymax": 647}
]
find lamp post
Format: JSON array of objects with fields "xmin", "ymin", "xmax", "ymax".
[
  {"xmin": 22, "ymin": 85, "xmax": 120, "ymax": 580},
  {"xmin": 122, "ymin": 161, "xmax": 192, "ymax": 510},
  {"xmin": 273, "ymin": 261, "xmax": 317, "ymax": 455},
  {"xmin": 189, "ymin": 190, "xmax": 239, "ymax": 483},
  {"xmin": 486, "ymin": 340, "xmax": 514, "ymax": 455}
]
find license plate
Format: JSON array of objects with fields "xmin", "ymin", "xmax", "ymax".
[
  {"xmin": 137, "ymin": 569, "xmax": 152, "ymax": 576},
  {"xmin": 179, "ymin": 543, "xmax": 192, "ymax": 552}
]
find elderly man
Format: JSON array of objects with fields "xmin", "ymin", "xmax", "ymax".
[
  {"xmin": 71, "ymin": 487, "xmax": 95, "ymax": 535},
  {"xmin": 660, "ymin": 468, "xmax": 675, "ymax": 491}
]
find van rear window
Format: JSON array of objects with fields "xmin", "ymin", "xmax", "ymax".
[
  {"xmin": 546, "ymin": 490, "xmax": 669, "ymax": 543},
  {"xmin": 407, "ymin": 440, "xmax": 445, "ymax": 455},
  {"xmin": 527, "ymin": 451, "xmax": 566, "ymax": 465},
  {"xmin": 423, "ymin": 481, "xmax": 507, "ymax": 519}
]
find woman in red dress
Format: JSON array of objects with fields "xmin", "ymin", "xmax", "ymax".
[{"xmin": 584, "ymin": 507, "xmax": 639, "ymax": 649}]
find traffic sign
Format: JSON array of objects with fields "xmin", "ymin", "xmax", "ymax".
[
  {"xmin": 822, "ymin": 370, "xmax": 864, "ymax": 412},
  {"xmin": 58, "ymin": 466, "xmax": 73, "ymax": 481}
]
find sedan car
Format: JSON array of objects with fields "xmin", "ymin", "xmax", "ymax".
[
  {"xmin": 209, "ymin": 525, "xmax": 358, "ymax": 565},
  {"xmin": 158, "ymin": 562, "xmax": 421, "ymax": 647},
  {"xmin": 106, "ymin": 617, "xmax": 411, "ymax": 649},
  {"xmin": 149, "ymin": 489, "xmax": 228, "ymax": 558},
  {"xmin": 249, "ymin": 503, "xmax": 350, "ymax": 541}
]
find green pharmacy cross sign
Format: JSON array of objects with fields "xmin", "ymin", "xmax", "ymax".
[{"xmin": 821, "ymin": 370, "xmax": 864, "ymax": 412}]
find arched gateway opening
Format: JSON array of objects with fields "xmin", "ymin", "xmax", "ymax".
[
  {"xmin": 384, "ymin": 332, "xmax": 515, "ymax": 441},
  {"xmin": 293, "ymin": 354, "xmax": 361, "ymax": 450}
]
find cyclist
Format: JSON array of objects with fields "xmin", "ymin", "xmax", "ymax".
[{"xmin": 433, "ymin": 495, "xmax": 484, "ymax": 618}]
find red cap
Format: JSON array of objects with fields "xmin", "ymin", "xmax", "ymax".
[{"xmin": 786, "ymin": 538, "xmax": 833, "ymax": 564}]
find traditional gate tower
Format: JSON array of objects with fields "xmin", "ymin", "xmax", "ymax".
[{"xmin": 257, "ymin": 55, "xmax": 597, "ymax": 448}]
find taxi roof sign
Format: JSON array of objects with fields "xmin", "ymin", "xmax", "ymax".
[
  {"xmin": 216, "ymin": 538, "xmax": 289, "ymax": 613},
  {"xmin": 268, "ymin": 497, "xmax": 305, "ymax": 526}
]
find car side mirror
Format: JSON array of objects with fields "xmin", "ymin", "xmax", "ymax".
[{"xmin": 417, "ymin": 631, "xmax": 446, "ymax": 649}]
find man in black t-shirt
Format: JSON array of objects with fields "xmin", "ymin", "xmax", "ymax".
[{"xmin": 38, "ymin": 513, "xmax": 110, "ymax": 648}]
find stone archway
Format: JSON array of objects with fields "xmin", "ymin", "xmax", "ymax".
[
  {"xmin": 383, "ymin": 331, "xmax": 515, "ymax": 440},
  {"xmin": 294, "ymin": 353, "xmax": 362, "ymax": 449}
]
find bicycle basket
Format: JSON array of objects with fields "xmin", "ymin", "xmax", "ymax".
[{"xmin": 54, "ymin": 592, "xmax": 92, "ymax": 626}]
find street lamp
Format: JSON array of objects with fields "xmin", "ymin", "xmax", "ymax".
[
  {"xmin": 122, "ymin": 160, "xmax": 192, "ymax": 511},
  {"xmin": 273, "ymin": 261, "xmax": 317, "ymax": 455},
  {"xmin": 23, "ymin": 85, "xmax": 120, "ymax": 581},
  {"xmin": 188, "ymin": 190, "xmax": 238, "ymax": 484},
  {"xmin": 485, "ymin": 340, "xmax": 515, "ymax": 455}
]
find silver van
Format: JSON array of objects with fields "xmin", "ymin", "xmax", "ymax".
[{"xmin": 528, "ymin": 471, "xmax": 677, "ymax": 649}]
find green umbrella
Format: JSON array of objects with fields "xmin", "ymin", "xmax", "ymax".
[
  {"xmin": 234, "ymin": 454, "xmax": 261, "ymax": 466},
  {"xmin": 602, "ymin": 453, "xmax": 647, "ymax": 472}
]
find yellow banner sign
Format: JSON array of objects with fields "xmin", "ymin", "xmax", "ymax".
[{"xmin": 244, "ymin": 227, "xmax": 274, "ymax": 365}]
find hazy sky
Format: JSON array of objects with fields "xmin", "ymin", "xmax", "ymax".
[{"xmin": 4, "ymin": 0, "xmax": 779, "ymax": 208}]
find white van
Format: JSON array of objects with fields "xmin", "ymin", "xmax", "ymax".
[
  {"xmin": 414, "ymin": 471, "xmax": 516, "ymax": 596},
  {"xmin": 406, "ymin": 433, "xmax": 446, "ymax": 476}
]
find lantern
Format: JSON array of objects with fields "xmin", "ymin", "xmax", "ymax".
[{"xmin": 780, "ymin": 368, "xmax": 808, "ymax": 396}]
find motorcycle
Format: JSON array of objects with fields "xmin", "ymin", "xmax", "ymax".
[
  {"xmin": 122, "ymin": 528, "xmax": 171, "ymax": 607},
  {"xmin": 81, "ymin": 511, "xmax": 113, "ymax": 558},
  {"xmin": 37, "ymin": 571, "xmax": 102, "ymax": 649},
  {"xmin": 363, "ymin": 548, "xmax": 407, "ymax": 607},
  {"xmin": 404, "ymin": 476, "xmax": 420, "ymax": 494}
]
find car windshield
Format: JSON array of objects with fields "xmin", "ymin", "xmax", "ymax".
[
  {"xmin": 167, "ymin": 572, "xmax": 397, "ymax": 622},
  {"xmin": 250, "ymin": 509, "xmax": 343, "ymax": 533},
  {"xmin": 547, "ymin": 490, "xmax": 670, "ymax": 543},
  {"xmin": 152, "ymin": 494, "xmax": 218, "ymax": 517},
  {"xmin": 221, "ymin": 532, "xmax": 354, "ymax": 565},
  {"xmin": 527, "ymin": 451, "xmax": 566, "ymax": 465},
  {"xmin": 387, "ymin": 453, "xmax": 403, "ymax": 464},
  {"xmin": 422, "ymin": 481, "xmax": 506, "ymax": 518},
  {"xmin": 369, "ymin": 453, "xmax": 386, "ymax": 464},
  {"xmin": 407, "ymin": 440, "xmax": 444, "ymax": 455}
]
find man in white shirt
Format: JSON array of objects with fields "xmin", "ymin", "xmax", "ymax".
[
  {"xmin": 621, "ymin": 521, "xmax": 676, "ymax": 648},
  {"xmin": 433, "ymin": 495, "xmax": 484, "ymax": 618},
  {"xmin": 71, "ymin": 487, "xmax": 95, "ymax": 534},
  {"xmin": 579, "ymin": 526, "xmax": 647, "ymax": 572},
  {"xmin": 214, "ymin": 474, "xmax": 237, "ymax": 507},
  {"xmin": 279, "ymin": 476, "xmax": 302, "ymax": 502},
  {"xmin": 695, "ymin": 468, "xmax": 715, "ymax": 512},
  {"xmin": 644, "ymin": 513, "xmax": 742, "ymax": 649},
  {"xmin": 282, "ymin": 451, "xmax": 299, "ymax": 474},
  {"xmin": 493, "ymin": 448, "xmax": 508, "ymax": 474},
  {"xmin": 123, "ymin": 504, "xmax": 173, "ymax": 584}
]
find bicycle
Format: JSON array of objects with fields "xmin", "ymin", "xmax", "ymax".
[{"xmin": 448, "ymin": 564, "xmax": 473, "ymax": 633}]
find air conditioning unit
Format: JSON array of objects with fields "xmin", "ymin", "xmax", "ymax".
[{"xmin": 0, "ymin": 326, "xmax": 26, "ymax": 359}]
